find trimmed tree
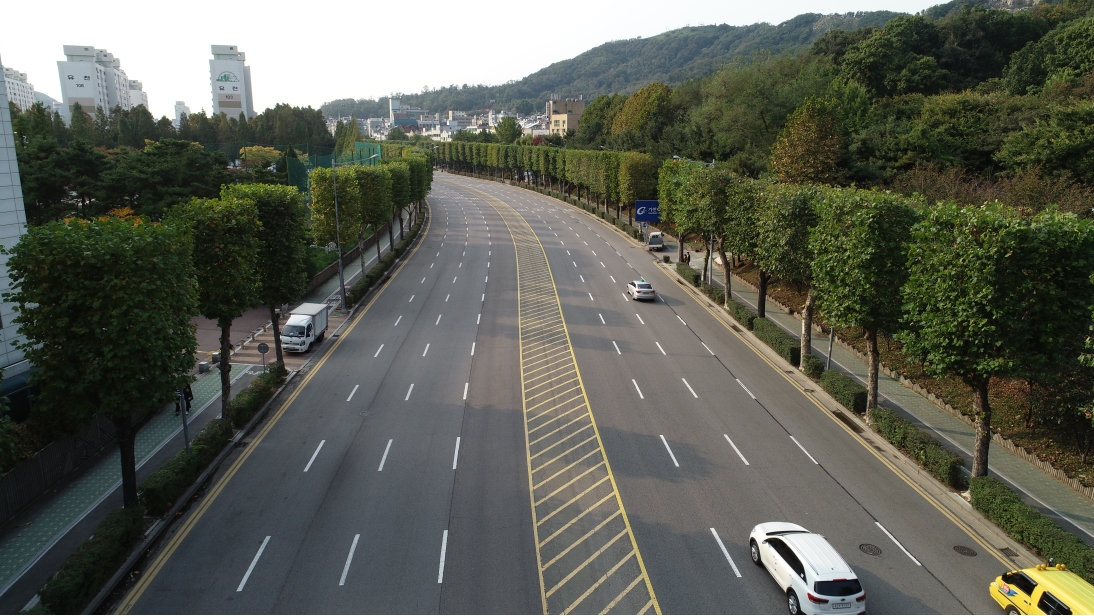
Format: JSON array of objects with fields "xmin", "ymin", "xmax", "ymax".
[
  {"xmin": 169, "ymin": 196, "xmax": 260, "ymax": 424},
  {"xmin": 810, "ymin": 187, "xmax": 919, "ymax": 417},
  {"xmin": 5, "ymin": 216, "xmax": 198, "ymax": 508},
  {"xmin": 769, "ymin": 96, "xmax": 845, "ymax": 185},
  {"xmin": 353, "ymin": 164, "xmax": 393, "ymax": 267},
  {"xmin": 754, "ymin": 183, "xmax": 819, "ymax": 367},
  {"xmin": 899, "ymin": 203, "xmax": 1094, "ymax": 477},
  {"xmin": 223, "ymin": 184, "xmax": 308, "ymax": 365},
  {"xmin": 722, "ymin": 176, "xmax": 765, "ymax": 311},
  {"xmin": 383, "ymin": 161, "xmax": 411, "ymax": 247}
]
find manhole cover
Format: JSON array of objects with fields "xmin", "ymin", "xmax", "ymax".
[
  {"xmin": 954, "ymin": 545, "xmax": 978, "ymax": 557},
  {"xmin": 1001, "ymin": 547, "xmax": 1019, "ymax": 558},
  {"xmin": 859, "ymin": 544, "xmax": 882, "ymax": 556}
]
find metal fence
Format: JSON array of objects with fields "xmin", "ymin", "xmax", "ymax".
[{"xmin": 0, "ymin": 414, "xmax": 115, "ymax": 522}]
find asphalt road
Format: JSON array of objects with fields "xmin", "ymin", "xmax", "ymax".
[{"xmin": 118, "ymin": 173, "xmax": 1010, "ymax": 615}]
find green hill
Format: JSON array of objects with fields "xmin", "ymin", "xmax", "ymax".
[{"xmin": 323, "ymin": 11, "xmax": 903, "ymax": 117}]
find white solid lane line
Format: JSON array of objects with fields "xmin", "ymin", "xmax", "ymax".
[
  {"xmin": 682, "ymin": 378, "xmax": 698, "ymax": 399},
  {"xmin": 237, "ymin": 536, "xmax": 271, "ymax": 592},
  {"xmin": 599, "ymin": 313, "xmax": 605, "ymax": 324},
  {"xmin": 438, "ymin": 530, "xmax": 449, "ymax": 583},
  {"xmin": 347, "ymin": 385, "xmax": 360, "ymax": 402},
  {"xmin": 876, "ymin": 522, "xmax": 922, "ymax": 566},
  {"xmin": 436, "ymin": 314, "xmax": 442, "ymax": 325},
  {"xmin": 660, "ymin": 435, "xmax": 680, "ymax": 467},
  {"xmin": 677, "ymin": 315, "xmax": 687, "ymax": 325},
  {"xmin": 632, "ymin": 379, "xmax": 644, "ymax": 399},
  {"xmin": 736, "ymin": 378, "xmax": 756, "ymax": 399},
  {"xmin": 636, "ymin": 314, "xmax": 645, "ymax": 325},
  {"xmin": 790, "ymin": 436, "xmax": 819, "ymax": 464},
  {"xmin": 702, "ymin": 342, "xmax": 714, "ymax": 355},
  {"xmin": 710, "ymin": 529, "xmax": 743, "ymax": 577},
  {"xmin": 452, "ymin": 437, "xmax": 461, "ymax": 470},
  {"xmin": 655, "ymin": 342, "xmax": 666, "ymax": 355},
  {"xmin": 303, "ymin": 440, "xmax": 325, "ymax": 472},
  {"xmin": 339, "ymin": 534, "xmax": 360, "ymax": 586},
  {"xmin": 423, "ymin": 344, "xmax": 430, "ymax": 357},
  {"xmin": 724, "ymin": 435, "xmax": 750, "ymax": 465},
  {"xmin": 405, "ymin": 384, "xmax": 414, "ymax": 400},
  {"xmin": 471, "ymin": 342, "xmax": 476, "ymax": 355},
  {"xmin": 378, "ymin": 439, "xmax": 393, "ymax": 471},
  {"xmin": 613, "ymin": 341, "xmax": 621, "ymax": 354},
  {"xmin": 463, "ymin": 382, "xmax": 469, "ymax": 400},
  {"xmin": 374, "ymin": 344, "xmax": 384, "ymax": 357}
]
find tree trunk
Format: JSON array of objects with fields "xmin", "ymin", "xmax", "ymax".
[
  {"xmin": 972, "ymin": 378, "xmax": 992, "ymax": 477},
  {"xmin": 269, "ymin": 304, "xmax": 283, "ymax": 365},
  {"xmin": 800, "ymin": 290, "xmax": 815, "ymax": 369},
  {"xmin": 717, "ymin": 245, "xmax": 731, "ymax": 308},
  {"xmin": 388, "ymin": 220, "xmax": 394, "ymax": 254},
  {"xmin": 219, "ymin": 320, "xmax": 233, "ymax": 423},
  {"xmin": 112, "ymin": 416, "xmax": 139, "ymax": 508},
  {"xmin": 757, "ymin": 270, "xmax": 770, "ymax": 319},
  {"xmin": 865, "ymin": 326, "xmax": 880, "ymax": 420},
  {"xmin": 359, "ymin": 231, "xmax": 366, "ymax": 280},
  {"xmin": 678, "ymin": 233, "xmax": 685, "ymax": 263}
]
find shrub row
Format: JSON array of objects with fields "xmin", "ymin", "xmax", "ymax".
[
  {"xmin": 871, "ymin": 407, "xmax": 967, "ymax": 490},
  {"xmin": 725, "ymin": 299, "xmax": 756, "ymax": 330},
  {"xmin": 39, "ymin": 507, "xmax": 145, "ymax": 614},
  {"xmin": 752, "ymin": 318, "xmax": 801, "ymax": 366},
  {"xmin": 699, "ymin": 283, "xmax": 725, "ymax": 305},
  {"xmin": 820, "ymin": 369, "xmax": 868, "ymax": 415},
  {"xmin": 971, "ymin": 476, "xmax": 1094, "ymax": 583},
  {"xmin": 138, "ymin": 416, "xmax": 233, "ymax": 517},
  {"xmin": 676, "ymin": 261, "xmax": 700, "ymax": 286},
  {"xmin": 231, "ymin": 364, "xmax": 288, "ymax": 429},
  {"xmin": 801, "ymin": 354, "xmax": 825, "ymax": 379}
]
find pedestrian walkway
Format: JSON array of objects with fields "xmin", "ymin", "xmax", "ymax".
[
  {"xmin": 681, "ymin": 252, "xmax": 1094, "ymax": 544},
  {"xmin": 0, "ymin": 363, "xmax": 252, "ymax": 595}
]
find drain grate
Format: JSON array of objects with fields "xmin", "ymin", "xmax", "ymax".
[
  {"xmin": 859, "ymin": 543, "xmax": 882, "ymax": 556},
  {"xmin": 954, "ymin": 545, "xmax": 978, "ymax": 557},
  {"xmin": 1000, "ymin": 547, "xmax": 1019, "ymax": 558}
]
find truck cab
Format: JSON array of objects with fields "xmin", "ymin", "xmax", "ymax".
[{"xmin": 281, "ymin": 303, "xmax": 330, "ymax": 353}]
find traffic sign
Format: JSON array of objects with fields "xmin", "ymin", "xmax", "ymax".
[
  {"xmin": 635, "ymin": 200, "xmax": 660, "ymax": 222},
  {"xmin": 257, "ymin": 343, "xmax": 269, "ymax": 354}
]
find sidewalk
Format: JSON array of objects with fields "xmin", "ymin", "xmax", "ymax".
[
  {"xmin": 681, "ymin": 249, "xmax": 1094, "ymax": 545},
  {"xmin": 0, "ymin": 364, "xmax": 255, "ymax": 602}
]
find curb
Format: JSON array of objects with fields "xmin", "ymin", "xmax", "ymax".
[{"xmin": 656, "ymin": 260, "xmax": 1041, "ymax": 571}]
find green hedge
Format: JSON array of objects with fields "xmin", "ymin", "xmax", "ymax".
[
  {"xmin": 801, "ymin": 354, "xmax": 825, "ymax": 379},
  {"xmin": 971, "ymin": 476, "xmax": 1094, "ymax": 583},
  {"xmin": 820, "ymin": 369, "xmax": 867, "ymax": 415},
  {"xmin": 872, "ymin": 407, "xmax": 967, "ymax": 490},
  {"xmin": 138, "ymin": 417, "xmax": 233, "ymax": 517},
  {"xmin": 231, "ymin": 366, "xmax": 286, "ymax": 428},
  {"xmin": 700, "ymin": 283, "xmax": 725, "ymax": 305},
  {"xmin": 676, "ymin": 261, "xmax": 700, "ymax": 286},
  {"xmin": 39, "ymin": 507, "xmax": 145, "ymax": 614},
  {"xmin": 725, "ymin": 299, "xmax": 756, "ymax": 330},
  {"xmin": 752, "ymin": 318, "xmax": 801, "ymax": 366}
]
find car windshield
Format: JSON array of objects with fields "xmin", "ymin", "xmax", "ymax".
[
  {"xmin": 815, "ymin": 579, "xmax": 862, "ymax": 597},
  {"xmin": 638, "ymin": 284, "xmax": 653, "ymax": 289},
  {"xmin": 283, "ymin": 325, "xmax": 306, "ymax": 337}
]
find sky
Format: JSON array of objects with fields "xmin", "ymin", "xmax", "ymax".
[{"xmin": 2, "ymin": 0, "xmax": 944, "ymax": 120}]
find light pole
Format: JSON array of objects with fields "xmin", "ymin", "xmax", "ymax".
[{"xmin": 331, "ymin": 158, "xmax": 348, "ymax": 312}]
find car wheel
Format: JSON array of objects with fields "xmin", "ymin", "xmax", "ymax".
[
  {"xmin": 750, "ymin": 540, "xmax": 762, "ymax": 566},
  {"xmin": 1006, "ymin": 608, "xmax": 1020, "ymax": 615},
  {"xmin": 787, "ymin": 590, "xmax": 801, "ymax": 615}
]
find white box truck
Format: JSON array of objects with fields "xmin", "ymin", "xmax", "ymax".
[{"xmin": 282, "ymin": 303, "xmax": 329, "ymax": 353}]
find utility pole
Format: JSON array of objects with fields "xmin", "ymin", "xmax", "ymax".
[{"xmin": 331, "ymin": 159, "xmax": 348, "ymax": 311}]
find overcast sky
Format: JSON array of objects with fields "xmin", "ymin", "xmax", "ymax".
[{"xmin": 2, "ymin": 0, "xmax": 942, "ymax": 119}]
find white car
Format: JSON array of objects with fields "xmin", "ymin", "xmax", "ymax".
[
  {"xmin": 749, "ymin": 522, "xmax": 866, "ymax": 615},
  {"xmin": 627, "ymin": 279, "xmax": 656, "ymax": 300}
]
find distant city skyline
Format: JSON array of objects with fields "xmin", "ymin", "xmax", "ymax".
[{"xmin": 3, "ymin": 0, "xmax": 943, "ymax": 119}]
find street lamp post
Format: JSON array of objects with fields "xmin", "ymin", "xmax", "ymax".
[{"xmin": 331, "ymin": 158, "xmax": 348, "ymax": 312}]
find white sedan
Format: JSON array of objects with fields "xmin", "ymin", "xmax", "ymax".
[{"xmin": 627, "ymin": 279, "xmax": 656, "ymax": 301}]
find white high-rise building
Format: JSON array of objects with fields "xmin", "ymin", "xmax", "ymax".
[
  {"xmin": 3, "ymin": 68, "xmax": 35, "ymax": 113},
  {"xmin": 128, "ymin": 79, "xmax": 148, "ymax": 110},
  {"xmin": 0, "ymin": 55, "xmax": 30, "ymax": 386},
  {"xmin": 209, "ymin": 45, "xmax": 254, "ymax": 119},
  {"xmin": 56, "ymin": 45, "xmax": 133, "ymax": 122},
  {"xmin": 174, "ymin": 101, "xmax": 190, "ymax": 129}
]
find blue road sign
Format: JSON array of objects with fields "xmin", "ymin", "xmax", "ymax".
[{"xmin": 635, "ymin": 200, "xmax": 660, "ymax": 222}]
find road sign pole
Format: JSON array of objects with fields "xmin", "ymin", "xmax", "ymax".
[
  {"xmin": 258, "ymin": 342, "xmax": 269, "ymax": 373},
  {"xmin": 178, "ymin": 389, "xmax": 191, "ymax": 454}
]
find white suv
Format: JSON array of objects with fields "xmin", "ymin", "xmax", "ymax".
[{"xmin": 749, "ymin": 522, "xmax": 866, "ymax": 615}]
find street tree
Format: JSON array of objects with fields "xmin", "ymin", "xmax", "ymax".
[
  {"xmin": 754, "ymin": 183, "xmax": 819, "ymax": 367},
  {"xmin": 223, "ymin": 184, "xmax": 308, "ymax": 365},
  {"xmin": 810, "ymin": 187, "xmax": 919, "ymax": 417},
  {"xmin": 169, "ymin": 195, "xmax": 260, "ymax": 423},
  {"xmin": 495, "ymin": 117, "xmax": 522, "ymax": 144},
  {"xmin": 100, "ymin": 139, "xmax": 230, "ymax": 219},
  {"xmin": 382, "ymin": 161, "xmax": 411, "ymax": 247},
  {"xmin": 352, "ymin": 165, "xmax": 393, "ymax": 269},
  {"xmin": 722, "ymin": 176, "xmax": 765, "ymax": 310},
  {"xmin": 770, "ymin": 97, "xmax": 845, "ymax": 185},
  {"xmin": 900, "ymin": 202, "xmax": 1094, "ymax": 476},
  {"xmin": 5, "ymin": 216, "xmax": 198, "ymax": 508}
]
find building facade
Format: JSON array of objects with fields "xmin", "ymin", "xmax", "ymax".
[
  {"xmin": 547, "ymin": 98, "xmax": 585, "ymax": 136},
  {"xmin": 127, "ymin": 79, "xmax": 148, "ymax": 109},
  {"xmin": 209, "ymin": 45, "xmax": 255, "ymax": 119},
  {"xmin": 56, "ymin": 46, "xmax": 133, "ymax": 122},
  {"xmin": 3, "ymin": 68, "xmax": 35, "ymax": 113},
  {"xmin": 174, "ymin": 101, "xmax": 190, "ymax": 128},
  {"xmin": 0, "ymin": 56, "xmax": 31, "ymax": 394}
]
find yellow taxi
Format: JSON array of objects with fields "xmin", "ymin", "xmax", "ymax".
[{"xmin": 990, "ymin": 563, "xmax": 1094, "ymax": 615}]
